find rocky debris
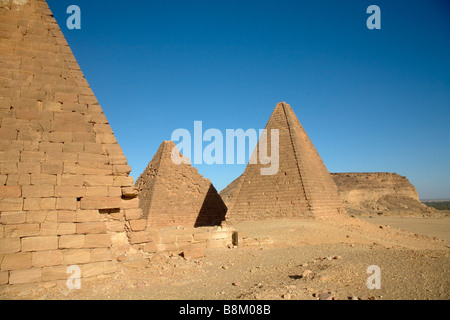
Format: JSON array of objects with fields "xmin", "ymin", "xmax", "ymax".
[
  {"xmin": 301, "ymin": 270, "xmax": 313, "ymax": 279},
  {"xmin": 181, "ymin": 247, "xmax": 204, "ymax": 261},
  {"xmin": 122, "ymin": 187, "xmax": 139, "ymax": 198},
  {"xmin": 240, "ymin": 237, "xmax": 274, "ymax": 247},
  {"xmin": 318, "ymin": 292, "xmax": 334, "ymax": 300}
]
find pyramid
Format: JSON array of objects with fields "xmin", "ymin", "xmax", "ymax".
[
  {"xmin": 223, "ymin": 102, "xmax": 345, "ymax": 221},
  {"xmin": 136, "ymin": 141, "xmax": 227, "ymax": 228},
  {"xmin": 0, "ymin": 0, "xmax": 145, "ymax": 285}
]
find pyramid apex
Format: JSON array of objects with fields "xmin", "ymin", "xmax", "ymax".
[
  {"xmin": 274, "ymin": 101, "xmax": 292, "ymax": 112},
  {"xmin": 163, "ymin": 140, "xmax": 176, "ymax": 147}
]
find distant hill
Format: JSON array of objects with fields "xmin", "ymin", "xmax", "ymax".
[{"xmin": 422, "ymin": 201, "xmax": 450, "ymax": 211}]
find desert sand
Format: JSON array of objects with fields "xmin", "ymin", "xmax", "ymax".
[{"xmin": 1, "ymin": 215, "xmax": 448, "ymax": 300}]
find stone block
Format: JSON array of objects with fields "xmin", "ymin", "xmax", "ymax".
[
  {"xmin": 82, "ymin": 175, "xmax": 113, "ymax": 186},
  {"xmin": 41, "ymin": 161, "xmax": 63, "ymax": 174},
  {"xmin": 48, "ymin": 132, "xmax": 72, "ymax": 143},
  {"xmin": 176, "ymin": 234, "xmax": 194, "ymax": 243},
  {"xmin": 113, "ymin": 165, "xmax": 132, "ymax": 176},
  {"xmin": 84, "ymin": 234, "xmax": 111, "ymax": 248},
  {"xmin": 32, "ymin": 250, "xmax": 63, "ymax": 268},
  {"xmin": 108, "ymin": 186, "xmax": 122, "ymax": 197},
  {"xmin": 142, "ymin": 242, "xmax": 157, "ymax": 253},
  {"xmin": 128, "ymin": 231, "xmax": 151, "ymax": 244},
  {"xmin": 22, "ymin": 185, "xmax": 54, "ymax": 197},
  {"xmin": 76, "ymin": 222, "xmax": 106, "ymax": 234},
  {"xmin": 106, "ymin": 221, "xmax": 124, "ymax": 232},
  {"xmin": 57, "ymin": 211, "xmax": 77, "ymax": 222},
  {"xmin": 56, "ymin": 197, "xmax": 77, "ymax": 210},
  {"xmin": 121, "ymin": 197, "xmax": 139, "ymax": 209},
  {"xmin": 182, "ymin": 247, "xmax": 204, "ymax": 260},
  {"xmin": 90, "ymin": 248, "xmax": 112, "ymax": 262},
  {"xmin": 0, "ymin": 238, "xmax": 21, "ymax": 254},
  {"xmin": 9, "ymin": 268, "xmax": 42, "ymax": 284},
  {"xmin": 113, "ymin": 176, "xmax": 134, "ymax": 187},
  {"xmin": 21, "ymin": 236, "xmax": 58, "ymax": 252},
  {"xmin": 76, "ymin": 210, "xmax": 102, "ymax": 223},
  {"xmin": 0, "ymin": 271, "xmax": 8, "ymax": 285},
  {"xmin": 1, "ymin": 252, "xmax": 32, "ymax": 271},
  {"xmin": 0, "ymin": 198, "xmax": 23, "ymax": 211},
  {"xmin": 0, "ymin": 186, "xmax": 21, "ymax": 197},
  {"xmin": 206, "ymin": 238, "xmax": 231, "ymax": 248},
  {"xmin": 124, "ymin": 208, "xmax": 142, "ymax": 221},
  {"xmin": 3, "ymin": 224, "xmax": 40, "ymax": 238},
  {"xmin": 18, "ymin": 162, "xmax": 40, "ymax": 174},
  {"xmin": 121, "ymin": 186, "xmax": 138, "ymax": 198},
  {"xmin": 129, "ymin": 219, "xmax": 147, "ymax": 231},
  {"xmin": 41, "ymin": 266, "xmax": 69, "ymax": 282},
  {"xmin": 59, "ymin": 235, "xmax": 85, "ymax": 249},
  {"xmin": 193, "ymin": 232, "xmax": 212, "ymax": 242},
  {"xmin": 40, "ymin": 222, "xmax": 76, "ymax": 236},
  {"xmin": 80, "ymin": 197, "xmax": 121, "ymax": 210},
  {"xmin": 0, "ymin": 211, "xmax": 26, "ymax": 224},
  {"xmin": 62, "ymin": 249, "xmax": 91, "ymax": 265},
  {"xmin": 25, "ymin": 211, "xmax": 48, "ymax": 223},
  {"xmin": 55, "ymin": 186, "xmax": 85, "ymax": 198},
  {"xmin": 84, "ymin": 186, "xmax": 109, "ymax": 197},
  {"xmin": 81, "ymin": 262, "xmax": 103, "ymax": 278}
]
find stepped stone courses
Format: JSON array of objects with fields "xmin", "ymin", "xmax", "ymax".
[
  {"xmin": 223, "ymin": 102, "xmax": 345, "ymax": 221},
  {"xmin": 0, "ymin": 0, "xmax": 144, "ymax": 285},
  {"xmin": 136, "ymin": 141, "xmax": 227, "ymax": 228}
]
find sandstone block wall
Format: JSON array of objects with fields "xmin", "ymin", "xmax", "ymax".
[
  {"xmin": 0, "ymin": 0, "xmax": 145, "ymax": 285},
  {"xmin": 224, "ymin": 102, "xmax": 345, "ymax": 222},
  {"xmin": 136, "ymin": 141, "xmax": 227, "ymax": 228},
  {"xmin": 128, "ymin": 226, "xmax": 236, "ymax": 256}
]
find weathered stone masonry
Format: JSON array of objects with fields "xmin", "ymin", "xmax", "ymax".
[
  {"xmin": 223, "ymin": 102, "xmax": 345, "ymax": 221},
  {"xmin": 0, "ymin": 0, "xmax": 147, "ymax": 285}
]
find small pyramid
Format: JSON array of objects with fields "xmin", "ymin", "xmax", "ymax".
[
  {"xmin": 136, "ymin": 141, "xmax": 227, "ymax": 228},
  {"xmin": 223, "ymin": 102, "xmax": 345, "ymax": 221}
]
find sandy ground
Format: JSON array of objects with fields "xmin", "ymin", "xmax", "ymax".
[
  {"xmin": 1, "ymin": 215, "xmax": 448, "ymax": 300},
  {"xmin": 360, "ymin": 215, "xmax": 450, "ymax": 242}
]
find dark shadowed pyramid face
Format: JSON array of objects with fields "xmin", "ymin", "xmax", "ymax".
[{"xmin": 224, "ymin": 102, "xmax": 345, "ymax": 221}]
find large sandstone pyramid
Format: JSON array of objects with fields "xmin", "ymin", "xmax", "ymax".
[
  {"xmin": 0, "ymin": 0, "xmax": 145, "ymax": 285},
  {"xmin": 136, "ymin": 141, "xmax": 227, "ymax": 228},
  {"xmin": 223, "ymin": 102, "xmax": 345, "ymax": 221}
]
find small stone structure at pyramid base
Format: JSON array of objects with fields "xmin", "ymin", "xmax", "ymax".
[
  {"xmin": 125, "ymin": 225, "xmax": 237, "ymax": 258},
  {"xmin": 135, "ymin": 140, "xmax": 227, "ymax": 229},
  {"xmin": 223, "ymin": 102, "xmax": 346, "ymax": 222}
]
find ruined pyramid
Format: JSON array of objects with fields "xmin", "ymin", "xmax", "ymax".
[
  {"xmin": 0, "ymin": 0, "xmax": 145, "ymax": 285},
  {"xmin": 222, "ymin": 102, "xmax": 345, "ymax": 221},
  {"xmin": 136, "ymin": 141, "xmax": 227, "ymax": 228}
]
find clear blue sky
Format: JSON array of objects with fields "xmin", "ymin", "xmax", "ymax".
[{"xmin": 47, "ymin": 0, "xmax": 450, "ymax": 199}]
